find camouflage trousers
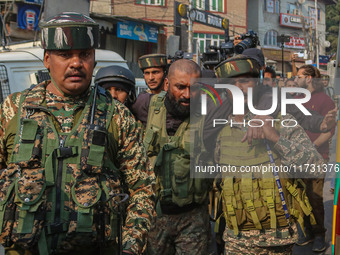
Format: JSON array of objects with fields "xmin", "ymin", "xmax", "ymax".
[
  {"xmin": 223, "ymin": 224, "xmax": 298, "ymax": 255},
  {"xmin": 146, "ymin": 204, "xmax": 210, "ymax": 255}
]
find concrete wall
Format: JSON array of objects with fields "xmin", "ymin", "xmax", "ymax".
[
  {"xmin": 246, "ymin": 0, "xmax": 259, "ymax": 35},
  {"xmin": 44, "ymin": 0, "xmax": 90, "ymax": 20}
]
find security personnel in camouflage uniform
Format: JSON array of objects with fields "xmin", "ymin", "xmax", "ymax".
[
  {"xmin": 94, "ymin": 65, "xmax": 137, "ymax": 108},
  {"xmin": 134, "ymin": 59, "xmax": 210, "ymax": 254},
  {"xmin": 138, "ymin": 54, "xmax": 167, "ymax": 94},
  {"xmin": 213, "ymin": 55, "xmax": 324, "ymax": 254},
  {"xmin": 0, "ymin": 12, "xmax": 155, "ymax": 255}
]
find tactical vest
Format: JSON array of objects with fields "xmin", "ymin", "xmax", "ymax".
[
  {"xmin": 0, "ymin": 84, "xmax": 121, "ymax": 254},
  {"xmin": 143, "ymin": 92, "xmax": 208, "ymax": 207},
  {"xmin": 218, "ymin": 123, "xmax": 315, "ymax": 236}
]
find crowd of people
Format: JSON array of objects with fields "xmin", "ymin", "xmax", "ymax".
[{"xmin": 0, "ymin": 12, "xmax": 337, "ymax": 255}]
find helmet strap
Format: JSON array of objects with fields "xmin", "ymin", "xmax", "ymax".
[{"xmin": 126, "ymin": 87, "xmax": 136, "ymax": 106}]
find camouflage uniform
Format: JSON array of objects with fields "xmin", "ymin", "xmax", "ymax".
[
  {"xmin": 216, "ymin": 114, "xmax": 324, "ymax": 254},
  {"xmin": 146, "ymin": 204, "xmax": 210, "ymax": 255},
  {"xmin": 224, "ymin": 226, "xmax": 296, "ymax": 255},
  {"xmin": 143, "ymin": 85, "xmax": 210, "ymax": 254},
  {"xmin": 0, "ymin": 12, "xmax": 155, "ymax": 255},
  {"xmin": 0, "ymin": 82, "xmax": 155, "ymax": 254},
  {"xmin": 213, "ymin": 56, "xmax": 324, "ymax": 255}
]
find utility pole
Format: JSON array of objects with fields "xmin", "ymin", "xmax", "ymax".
[
  {"xmin": 315, "ymin": 0, "xmax": 319, "ymax": 68},
  {"xmin": 298, "ymin": 2, "xmax": 309, "ymax": 60},
  {"xmin": 309, "ymin": 16, "xmax": 314, "ymax": 61},
  {"xmin": 187, "ymin": 0, "xmax": 193, "ymax": 53},
  {"xmin": 277, "ymin": 34, "xmax": 290, "ymax": 77},
  {"xmin": 281, "ymin": 36, "xmax": 284, "ymax": 75}
]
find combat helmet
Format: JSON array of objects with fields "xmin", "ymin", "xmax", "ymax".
[
  {"xmin": 40, "ymin": 12, "xmax": 99, "ymax": 50},
  {"xmin": 94, "ymin": 65, "xmax": 136, "ymax": 105},
  {"xmin": 138, "ymin": 53, "xmax": 167, "ymax": 71},
  {"xmin": 214, "ymin": 54, "xmax": 261, "ymax": 79},
  {"xmin": 242, "ymin": 48, "xmax": 265, "ymax": 68}
]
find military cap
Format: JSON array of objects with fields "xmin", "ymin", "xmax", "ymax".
[
  {"xmin": 214, "ymin": 55, "xmax": 261, "ymax": 78},
  {"xmin": 40, "ymin": 12, "xmax": 99, "ymax": 50},
  {"xmin": 138, "ymin": 54, "xmax": 167, "ymax": 70}
]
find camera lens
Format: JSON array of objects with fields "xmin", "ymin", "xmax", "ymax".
[{"xmin": 234, "ymin": 37, "xmax": 255, "ymax": 54}]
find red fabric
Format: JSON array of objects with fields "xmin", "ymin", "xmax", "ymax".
[{"xmin": 296, "ymin": 91, "xmax": 335, "ymax": 160}]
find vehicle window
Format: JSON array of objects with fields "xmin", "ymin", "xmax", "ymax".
[{"xmin": 0, "ymin": 65, "xmax": 11, "ymax": 103}]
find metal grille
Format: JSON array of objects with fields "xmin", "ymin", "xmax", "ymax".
[
  {"xmin": 0, "ymin": 65, "xmax": 10, "ymax": 103},
  {"xmin": 36, "ymin": 70, "xmax": 51, "ymax": 83}
]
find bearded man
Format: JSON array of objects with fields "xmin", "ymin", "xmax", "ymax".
[{"xmin": 132, "ymin": 59, "xmax": 211, "ymax": 255}]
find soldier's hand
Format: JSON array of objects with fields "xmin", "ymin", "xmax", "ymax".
[
  {"xmin": 241, "ymin": 117, "xmax": 265, "ymax": 145},
  {"xmin": 320, "ymin": 107, "xmax": 337, "ymax": 132},
  {"xmin": 260, "ymin": 116, "xmax": 280, "ymax": 143}
]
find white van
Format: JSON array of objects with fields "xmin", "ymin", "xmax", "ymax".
[{"xmin": 0, "ymin": 46, "xmax": 147, "ymax": 102}]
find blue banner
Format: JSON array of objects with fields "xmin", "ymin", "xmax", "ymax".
[
  {"xmin": 117, "ymin": 21, "xmax": 158, "ymax": 43},
  {"xmin": 24, "ymin": 0, "xmax": 43, "ymax": 4},
  {"xmin": 319, "ymin": 55, "xmax": 330, "ymax": 66},
  {"xmin": 17, "ymin": 3, "xmax": 40, "ymax": 31}
]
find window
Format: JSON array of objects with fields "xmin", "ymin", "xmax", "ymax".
[
  {"xmin": 136, "ymin": 0, "xmax": 165, "ymax": 6},
  {"xmin": 308, "ymin": 7, "xmax": 320, "ymax": 21},
  {"xmin": 275, "ymin": 0, "xmax": 280, "ymax": 13},
  {"xmin": 210, "ymin": 0, "xmax": 224, "ymax": 12},
  {"xmin": 265, "ymin": 0, "xmax": 280, "ymax": 14},
  {"xmin": 193, "ymin": 0, "xmax": 205, "ymax": 10},
  {"xmin": 193, "ymin": 33, "xmax": 225, "ymax": 55},
  {"xmin": 287, "ymin": 3, "xmax": 297, "ymax": 14},
  {"xmin": 264, "ymin": 30, "xmax": 280, "ymax": 47}
]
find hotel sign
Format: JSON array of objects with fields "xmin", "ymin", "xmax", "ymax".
[
  {"xmin": 177, "ymin": 4, "xmax": 228, "ymax": 30},
  {"xmin": 188, "ymin": 9, "xmax": 228, "ymax": 29}
]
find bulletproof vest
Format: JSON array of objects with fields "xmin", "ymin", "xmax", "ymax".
[
  {"xmin": 0, "ymin": 83, "xmax": 121, "ymax": 254},
  {"xmin": 218, "ymin": 123, "xmax": 315, "ymax": 236},
  {"xmin": 143, "ymin": 92, "xmax": 208, "ymax": 207}
]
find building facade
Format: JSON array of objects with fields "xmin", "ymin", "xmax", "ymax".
[
  {"xmin": 90, "ymin": 0, "xmax": 247, "ymax": 64},
  {"xmin": 0, "ymin": 0, "xmax": 44, "ymax": 43},
  {"xmin": 247, "ymin": 0, "xmax": 336, "ymax": 75}
]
